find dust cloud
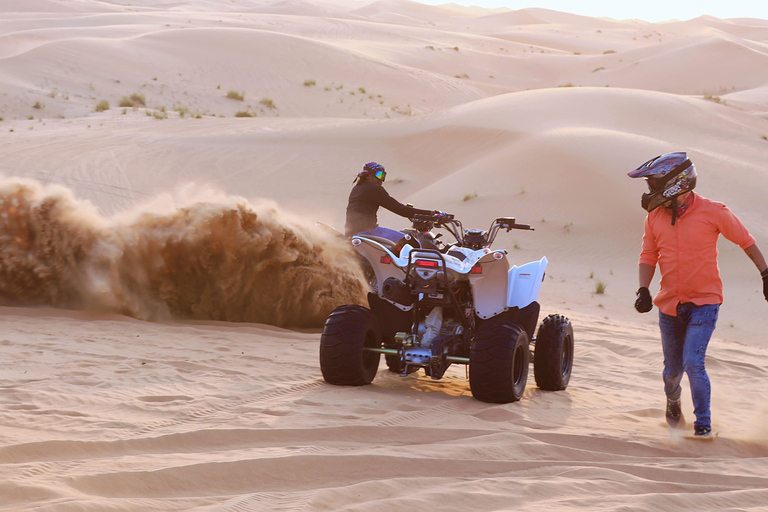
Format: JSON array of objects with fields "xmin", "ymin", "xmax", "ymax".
[{"xmin": 0, "ymin": 178, "xmax": 367, "ymax": 328}]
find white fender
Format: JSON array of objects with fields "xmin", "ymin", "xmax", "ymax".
[
  {"xmin": 469, "ymin": 252, "xmax": 510, "ymax": 319},
  {"xmin": 352, "ymin": 237, "xmax": 407, "ymax": 288},
  {"xmin": 507, "ymin": 256, "xmax": 548, "ymax": 309}
]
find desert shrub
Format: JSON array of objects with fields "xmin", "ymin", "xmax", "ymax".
[
  {"xmin": 463, "ymin": 193, "xmax": 478, "ymax": 201},
  {"xmin": 226, "ymin": 90, "xmax": 245, "ymax": 101},
  {"xmin": 303, "ymin": 79, "xmax": 316, "ymax": 87},
  {"xmin": 235, "ymin": 110, "xmax": 254, "ymax": 117},
  {"xmin": 119, "ymin": 93, "xmax": 146, "ymax": 108},
  {"xmin": 260, "ymin": 98, "xmax": 276, "ymax": 110},
  {"xmin": 33, "ymin": 101, "xmax": 44, "ymax": 109},
  {"xmin": 595, "ymin": 281, "xmax": 607, "ymax": 294},
  {"xmin": 129, "ymin": 93, "xmax": 146, "ymax": 106},
  {"xmin": 95, "ymin": 100, "xmax": 110, "ymax": 112}
]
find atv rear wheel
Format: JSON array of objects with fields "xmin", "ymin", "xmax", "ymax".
[
  {"xmin": 469, "ymin": 320, "xmax": 530, "ymax": 403},
  {"xmin": 533, "ymin": 314, "xmax": 573, "ymax": 390},
  {"xmin": 320, "ymin": 305, "xmax": 382, "ymax": 386}
]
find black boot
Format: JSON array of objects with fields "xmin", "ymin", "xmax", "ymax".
[{"xmin": 666, "ymin": 399, "xmax": 684, "ymax": 427}]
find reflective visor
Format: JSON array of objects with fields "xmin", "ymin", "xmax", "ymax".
[{"xmin": 373, "ymin": 169, "xmax": 386, "ymax": 181}]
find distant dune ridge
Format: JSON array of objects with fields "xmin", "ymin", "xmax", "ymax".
[{"xmin": 1, "ymin": 1, "xmax": 768, "ymax": 511}]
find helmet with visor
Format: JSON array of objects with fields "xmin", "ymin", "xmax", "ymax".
[
  {"xmin": 627, "ymin": 152, "xmax": 697, "ymax": 212},
  {"xmin": 355, "ymin": 162, "xmax": 387, "ymax": 183}
]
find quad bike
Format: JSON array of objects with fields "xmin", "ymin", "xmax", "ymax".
[{"xmin": 319, "ymin": 213, "xmax": 573, "ymax": 403}]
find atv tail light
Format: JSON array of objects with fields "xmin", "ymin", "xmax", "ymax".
[
  {"xmin": 493, "ymin": 252, "xmax": 504, "ymax": 260},
  {"xmin": 380, "ymin": 255, "xmax": 392, "ymax": 264},
  {"xmin": 351, "ymin": 238, "xmax": 362, "ymax": 246},
  {"xmin": 471, "ymin": 265, "xmax": 482, "ymax": 274},
  {"xmin": 415, "ymin": 260, "xmax": 439, "ymax": 268}
]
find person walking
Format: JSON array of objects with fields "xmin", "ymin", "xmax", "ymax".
[{"xmin": 628, "ymin": 152, "xmax": 768, "ymax": 438}]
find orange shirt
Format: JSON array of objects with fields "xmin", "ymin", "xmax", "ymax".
[{"xmin": 639, "ymin": 193, "xmax": 756, "ymax": 316}]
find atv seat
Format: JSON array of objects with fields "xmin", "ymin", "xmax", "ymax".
[
  {"xmin": 356, "ymin": 234, "xmax": 422, "ymax": 257},
  {"xmin": 360, "ymin": 235, "xmax": 398, "ymax": 249}
]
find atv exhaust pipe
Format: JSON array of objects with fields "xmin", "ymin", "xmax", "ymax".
[{"xmin": 382, "ymin": 277, "xmax": 414, "ymax": 306}]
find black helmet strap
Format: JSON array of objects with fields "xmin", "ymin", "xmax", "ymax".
[{"xmin": 671, "ymin": 198, "xmax": 678, "ymax": 226}]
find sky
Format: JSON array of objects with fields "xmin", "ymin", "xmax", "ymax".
[{"xmin": 415, "ymin": 0, "xmax": 768, "ymax": 22}]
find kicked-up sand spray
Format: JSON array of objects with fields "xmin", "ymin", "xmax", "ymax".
[{"xmin": 0, "ymin": 178, "xmax": 367, "ymax": 328}]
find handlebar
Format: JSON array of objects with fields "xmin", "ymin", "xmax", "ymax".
[
  {"xmin": 408, "ymin": 214, "xmax": 533, "ymax": 249},
  {"xmin": 412, "ymin": 212, "xmax": 454, "ymax": 223},
  {"xmin": 495, "ymin": 217, "xmax": 534, "ymax": 232}
]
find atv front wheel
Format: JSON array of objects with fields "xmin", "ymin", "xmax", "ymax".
[
  {"xmin": 469, "ymin": 320, "xmax": 530, "ymax": 403},
  {"xmin": 533, "ymin": 314, "xmax": 574, "ymax": 390},
  {"xmin": 320, "ymin": 305, "xmax": 382, "ymax": 386}
]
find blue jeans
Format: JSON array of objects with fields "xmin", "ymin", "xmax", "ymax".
[
  {"xmin": 356, "ymin": 226, "xmax": 405, "ymax": 243},
  {"xmin": 659, "ymin": 303, "xmax": 720, "ymax": 429}
]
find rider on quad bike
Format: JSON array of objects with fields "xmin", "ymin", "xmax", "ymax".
[
  {"xmin": 345, "ymin": 162, "xmax": 443, "ymax": 242},
  {"xmin": 322, "ymin": 209, "xmax": 574, "ymax": 404}
]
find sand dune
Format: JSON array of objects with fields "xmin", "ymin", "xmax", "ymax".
[
  {"xmin": 2, "ymin": 1, "xmax": 768, "ymax": 510},
  {"xmin": 2, "ymin": 306, "xmax": 768, "ymax": 510}
]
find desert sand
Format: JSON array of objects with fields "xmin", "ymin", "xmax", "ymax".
[{"xmin": 1, "ymin": 1, "xmax": 768, "ymax": 511}]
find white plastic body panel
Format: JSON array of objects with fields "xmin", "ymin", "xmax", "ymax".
[
  {"xmin": 352, "ymin": 237, "xmax": 406, "ymax": 286},
  {"xmin": 353, "ymin": 235, "xmax": 547, "ymax": 318},
  {"xmin": 507, "ymin": 256, "xmax": 548, "ymax": 309},
  {"xmin": 468, "ymin": 252, "xmax": 510, "ymax": 319}
]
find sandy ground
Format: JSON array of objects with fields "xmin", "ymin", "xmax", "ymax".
[{"xmin": 1, "ymin": 1, "xmax": 768, "ymax": 510}]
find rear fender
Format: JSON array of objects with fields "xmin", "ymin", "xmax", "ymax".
[
  {"xmin": 469, "ymin": 252, "xmax": 510, "ymax": 319},
  {"xmin": 353, "ymin": 236, "xmax": 407, "ymax": 290},
  {"xmin": 507, "ymin": 257, "xmax": 548, "ymax": 309}
]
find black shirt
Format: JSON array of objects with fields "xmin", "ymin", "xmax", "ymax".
[{"xmin": 345, "ymin": 181, "xmax": 432, "ymax": 237}]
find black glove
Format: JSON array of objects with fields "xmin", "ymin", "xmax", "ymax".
[
  {"xmin": 762, "ymin": 272, "xmax": 768, "ymax": 302},
  {"xmin": 635, "ymin": 287, "xmax": 653, "ymax": 313}
]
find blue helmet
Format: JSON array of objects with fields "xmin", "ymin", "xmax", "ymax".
[
  {"xmin": 363, "ymin": 162, "xmax": 385, "ymax": 173},
  {"xmin": 355, "ymin": 161, "xmax": 386, "ymax": 183},
  {"xmin": 628, "ymin": 152, "xmax": 697, "ymax": 211}
]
